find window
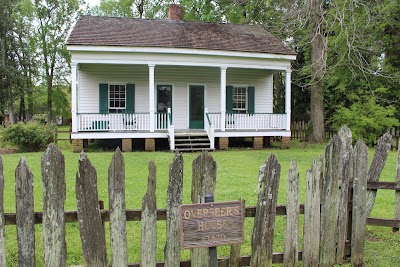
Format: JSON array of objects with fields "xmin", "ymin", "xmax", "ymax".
[
  {"xmin": 232, "ymin": 86, "xmax": 247, "ymax": 113},
  {"xmin": 109, "ymin": 84, "xmax": 126, "ymax": 113}
]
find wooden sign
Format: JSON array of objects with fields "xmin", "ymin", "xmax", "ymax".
[{"xmin": 179, "ymin": 201, "xmax": 244, "ymax": 249}]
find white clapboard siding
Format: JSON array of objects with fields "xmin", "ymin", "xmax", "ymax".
[{"xmin": 78, "ymin": 65, "xmax": 274, "ymax": 129}]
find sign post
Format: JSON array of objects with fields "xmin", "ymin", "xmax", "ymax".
[{"xmin": 205, "ymin": 192, "xmax": 217, "ymax": 267}]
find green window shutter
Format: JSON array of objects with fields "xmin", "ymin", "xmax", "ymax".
[
  {"xmin": 247, "ymin": 86, "xmax": 255, "ymax": 114},
  {"xmin": 126, "ymin": 84, "xmax": 135, "ymax": 113},
  {"xmin": 226, "ymin": 86, "xmax": 233, "ymax": 113},
  {"xmin": 99, "ymin": 83, "xmax": 108, "ymax": 114}
]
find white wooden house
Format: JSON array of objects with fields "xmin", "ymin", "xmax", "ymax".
[{"xmin": 67, "ymin": 5, "xmax": 296, "ymax": 152}]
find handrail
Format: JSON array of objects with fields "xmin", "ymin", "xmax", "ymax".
[
  {"xmin": 204, "ymin": 108, "xmax": 215, "ymax": 149},
  {"xmin": 167, "ymin": 108, "xmax": 175, "ymax": 150}
]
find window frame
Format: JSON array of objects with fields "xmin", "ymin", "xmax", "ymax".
[
  {"xmin": 232, "ymin": 85, "xmax": 248, "ymax": 113},
  {"xmin": 108, "ymin": 84, "xmax": 126, "ymax": 113}
]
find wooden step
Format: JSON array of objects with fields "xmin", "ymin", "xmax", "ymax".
[
  {"xmin": 175, "ymin": 143, "xmax": 210, "ymax": 147},
  {"xmin": 175, "ymin": 138, "xmax": 209, "ymax": 142},
  {"xmin": 174, "ymin": 147, "xmax": 215, "ymax": 152},
  {"xmin": 175, "ymin": 132, "xmax": 208, "ymax": 137}
]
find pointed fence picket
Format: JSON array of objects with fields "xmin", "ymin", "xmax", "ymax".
[{"xmin": 0, "ymin": 127, "xmax": 399, "ymax": 267}]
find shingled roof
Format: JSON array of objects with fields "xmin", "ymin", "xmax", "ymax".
[{"xmin": 67, "ymin": 16, "xmax": 296, "ymax": 56}]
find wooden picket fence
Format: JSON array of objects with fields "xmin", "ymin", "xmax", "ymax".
[
  {"xmin": 291, "ymin": 121, "xmax": 400, "ymax": 150},
  {"xmin": 0, "ymin": 126, "xmax": 399, "ymax": 267}
]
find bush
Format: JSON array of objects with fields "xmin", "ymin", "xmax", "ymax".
[
  {"xmin": 0, "ymin": 121, "xmax": 56, "ymax": 152},
  {"xmin": 330, "ymin": 97, "xmax": 399, "ymax": 144}
]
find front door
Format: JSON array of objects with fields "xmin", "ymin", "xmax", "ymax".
[{"xmin": 189, "ymin": 85, "xmax": 204, "ymax": 129}]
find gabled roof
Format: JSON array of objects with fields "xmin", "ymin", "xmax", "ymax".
[{"xmin": 67, "ymin": 16, "xmax": 296, "ymax": 56}]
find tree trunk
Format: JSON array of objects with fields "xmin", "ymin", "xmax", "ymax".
[
  {"xmin": 47, "ymin": 76, "xmax": 53, "ymax": 123},
  {"xmin": 307, "ymin": 0, "xmax": 326, "ymax": 143},
  {"xmin": 19, "ymin": 94, "xmax": 25, "ymax": 121},
  {"xmin": 8, "ymin": 98, "xmax": 15, "ymax": 124}
]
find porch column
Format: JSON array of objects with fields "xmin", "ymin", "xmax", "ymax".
[
  {"xmin": 71, "ymin": 63, "xmax": 77, "ymax": 132},
  {"xmin": 149, "ymin": 64, "xmax": 155, "ymax": 132},
  {"xmin": 220, "ymin": 66, "xmax": 227, "ymax": 131},
  {"xmin": 285, "ymin": 69, "xmax": 292, "ymax": 131}
]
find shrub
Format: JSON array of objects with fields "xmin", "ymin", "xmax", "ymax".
[
  {"xmin": 330, "ymin": 97, "xmax": 399, "ymax": 144},
  {"xmin": 0, "ymin": 121, "xmax": 56, "ymax": 152}
]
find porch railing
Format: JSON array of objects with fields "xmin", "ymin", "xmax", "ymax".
[
  {"xmin": 204, "ymin": 108, "xmax": 215, "ymax": 149},
  {"xmin": 208, "ymin": 112, "xmax": 287, "ymax": 130},
  {"xmin": 77, "ymin": 113, "xmax": 150, "ymax": 131},
  {"xmin": 156, "ymin": 112, "xmax": 168, "ymax": 130},
  {"xmin": 77, "ymin": 112, "xmax": 287, "ymax": 132}
]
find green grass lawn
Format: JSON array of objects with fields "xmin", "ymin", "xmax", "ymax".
[{"xmin": 0, "ymin": 143, "xmax": 399, "ymax": 266}]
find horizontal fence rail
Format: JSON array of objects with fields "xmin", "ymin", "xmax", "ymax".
[
  {"xmin": 291, "ymin": 121, "xmax": 399, "ymax": 150},
  {"xmin": 3, "ymin": 202, "xmax": 399, "ymax": 228}
]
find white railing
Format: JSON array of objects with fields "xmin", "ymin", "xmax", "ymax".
[
  {"xmin": 226, "ymin": 113, "xmax": 287, "ymax": 129},
  {"xmin": 208, "ymin": 113, "xmax": 287, "ymax": 130},
  {"xmin": 156, "ymin": 112, "xmax": 168, "ymax": 130},
  {"xmin": 208, "ymin": 113, "xmax": 221, "ymax": 129},
  {"xmin": 77, "ymin": 113, "xmax": 150, "ymax": 131},
  {"xmin": 167, "ymin": 108, "xmax": 175, "ymax": 150},
  {"xmin": 204, "ymin": 108, "xmax": 214, "ymax": 149}
]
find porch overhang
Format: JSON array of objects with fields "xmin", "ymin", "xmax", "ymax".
[
  {"xmin": 68, "ymin": 48, "xmax": 293, "ymax": 71},
  {"xmin": 67, "ymin": 45, "xmax": 296, "ymax": 61}
]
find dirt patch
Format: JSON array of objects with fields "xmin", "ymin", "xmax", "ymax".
[{"xmin": 0, "ymin": 148, "xmax": 19, "ymax": 154}]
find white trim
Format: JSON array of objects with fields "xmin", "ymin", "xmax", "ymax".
[
  {"xmin": 67, "ymin": 45, "xmax": 297, "ymax": 60},
  {"xmin": 71, "ymin": 132, "xmax": 168, "ymax": 139},
  {"xmin": 72, "ymin": 58, "xmax": 290, "ymax": 71},
  {"xmin": 285, "ymin": 70, "xmax": 291, "ymax": 131},
  {"xmin": 71, "ymin": 130, "xmax": 290, "ymax": 139},
  {"xmin": 187, "ymin": 83, "xmax": 206, "ymax": 130},
  {"xmin": 71, "ymin": 64, "xmax": 77, "ymax": 132},
  {"xmin": 215, "ymin": 130, "xmax": 291, "ymax": 138},
  {"xmin": 220, "ymin": 67, "xmax": 226, "ymax": 132},
  {"xmin": 149, "ymin": 65, "xmax": 155, "ymax": 132}
]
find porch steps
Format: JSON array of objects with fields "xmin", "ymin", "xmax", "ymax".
[{"xmin": 173, "ymin": 132, "xmax": 214, "ymax": 152}]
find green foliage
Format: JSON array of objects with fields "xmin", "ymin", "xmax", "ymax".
[
  {"xmin": 1, "ymin": 148, "xmax": 399, "ymax": 266},
  {"xmin": 0, "ymin": 121, "xmax": 56, "ymax": 151},
  {"xmin": 330, "ymin": 97, "xmax": 399, "ymax": 144}
]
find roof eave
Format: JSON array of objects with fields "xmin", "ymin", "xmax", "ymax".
[{"xmin": 66, "ymin": 45, "xmax": 297, "ymax": 61}]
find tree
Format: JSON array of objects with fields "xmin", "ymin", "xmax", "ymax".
[
  {"xmin": 34, "ymin": 0, "xmax": 82, "ymax": 122},
  {"xmin": 0, "ymin": 0, "xmax": 28, "ymax": 124},
  {"xmin": 306, "ymin": 0, "xmax": 326, "ymax": 142}
]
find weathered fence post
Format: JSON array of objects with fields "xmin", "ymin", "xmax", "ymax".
[
  {"xmin": 320, "ymin": 133, "xmax": 342, "ymax": 266},
  {"xmin": 351, "ymin": 140, "xmax": 369, "ymax": 266},
  {"xmin": 284, "ymin": 160, "xmax": 299, "ymax": 267},
  {"xmin": 394, "ymin": 146, "xmax": 400, "ymax": 232},
  {"xmin": 76, "ymin": 152, "xmax": 108, "ymax": 267},
  {"xmin": 164, "ymin": 153, "xmax": 183, "ymax": 267},
  {"xmin": 16, "ymin": 158, "xmax": 36, "ymax": 267},
  {"xmin": 228, "ymin": 200, "xmax": 244, "ymax": 267},
  {"xmin": 250, "ymin": 154, "xmax": 281, "ymax": 267},
  {"xmin": 41, "ymin": 144, "xmax": 66, "ymax": 267},
  {"xmin": 335, "ymin": 127, "xmax": 353, "ymax": 263},
  {"xmin": 303, "ymin": 156, "xmax": 323, "ymax": 267},
  {"xmin": 141, "ymin": 161, "xmax": 157, "ymax": 267},
  {"xmin": 108, "ymin": 147, "xmax": 128, "ymax": 267},
  {"xmin": 191, "ymin": 151, "xmax": 217, "ymax": 267},
  {"xmin": 0, "ymin": 156, "xmax": 5, "ymax": 267},
  {"xmin": 366, "ymin": 133, "xmax": 392, "ymax": 217}
]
